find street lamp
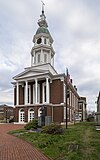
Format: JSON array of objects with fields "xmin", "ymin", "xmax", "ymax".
[{"xmin": 74, "ymin": 111, "xmax": 76, "ymax": 125}]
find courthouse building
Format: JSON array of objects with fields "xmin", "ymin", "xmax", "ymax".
[{"xmin": 12, "ymin": 6, "xmax": 86, "ymax": 125}]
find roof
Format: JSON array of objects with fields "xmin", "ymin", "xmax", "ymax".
[
  {"xmin": 36, "ymin": 27, "xmax": 50, "ymax": 35},
  {"xmin": 0, "ymin": 104, "xmax": 13, "ymax": 108}
]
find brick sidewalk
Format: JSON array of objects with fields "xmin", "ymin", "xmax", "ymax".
[{"xmin": 0, "ymin": 124, "xmax": 51, "ymax": 160}]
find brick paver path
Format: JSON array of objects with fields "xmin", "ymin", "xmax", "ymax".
[{"xmin": 0, "ymin": 124, "xmax": 51, "ymax": 160}]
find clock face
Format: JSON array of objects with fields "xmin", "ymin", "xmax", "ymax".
[{"xmin": 37, "ymin": 38, "xmax": 42, "ymax": 44}]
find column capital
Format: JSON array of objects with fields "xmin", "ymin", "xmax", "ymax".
[
  {"xmin": 50, "ymin": 79, "xmax": 52, "ymax": 83},
  {"xmin": 46, "ymin": 77, "xmax": 49, "ymax": 81},
  {"xmin": 34, "ymin": 78, "xmax": 38, "ymax": 82},
  {"xmin": 13, "ymin": 84, "xmax": 16, "ymax": 88}
]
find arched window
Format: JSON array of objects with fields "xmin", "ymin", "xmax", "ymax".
[
  {"xmin": 19, "ymin": 109, "xmax": 25, "ymax": 123},
  {"xmin": 28, "ymin": 108, "xmax": 34, "ymax": 122},
  {"xmin": 38, "ymin": 108, "xmax": 42, "ymax": 117},
  {"xmin": 44, "ymin": 38, "xmax": 47, "ymax": 44}
]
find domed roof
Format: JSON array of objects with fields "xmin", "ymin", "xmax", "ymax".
[{"xmin": 36, "ymin": 27, "xmax": 50, "ymax": 35}]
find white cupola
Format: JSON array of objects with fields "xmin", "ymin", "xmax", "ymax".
[{"xmin": 31, "ymin": 3, "xmax": 55, "ymax": 67}]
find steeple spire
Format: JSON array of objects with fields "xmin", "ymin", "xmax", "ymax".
[
  {"xmin": 41, "ymin": 0, "xmax": 45, "ymax": 15},
  {"xmin": 31, "ymin": 2, "xmax": 55, "ymax": 67},
  {"xmin": 38, "ymin": 1, "xmax": 48, "ymax": 28}
]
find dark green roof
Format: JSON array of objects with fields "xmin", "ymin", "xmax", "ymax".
[{"xmin": 36, "ymin": 27, "xmax": 50, "ymax": 35}]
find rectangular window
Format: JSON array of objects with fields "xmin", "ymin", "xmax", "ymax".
[
  {"xmin": 64, "ymin": 83, "xmax": 66, "ymax": 103},
  {"xmin": 42, "ymin": 83, "xmax": 46, "ymax": 103},
  {"xmin": 79, "ymin": 103, "xmax": 82, "ymax": 109},
  {"xmin": 44, "ymin": 38, "xmax": 47, "ymax": 44},
  {"xmin": 44, "ymin": 54, "xmax": 47, "ymax": 63},
  {"xmin": 28, "ymin": 85, "xmax": 31, "ymax": 104},
  {"xmin": 32, "ymin": 55, "xmax": 34, "ymax": 64},
  {"xmin": 38, "ymin": 54, "xmax": 40, "ymax": 63}
]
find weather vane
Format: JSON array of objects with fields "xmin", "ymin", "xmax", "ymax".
[{"xmin": 41, "ymin": 0, "xmax": 45, "ymax": 12}]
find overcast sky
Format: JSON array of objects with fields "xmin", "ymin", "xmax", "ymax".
[{"xmin": 0, "ymin": 0, "xmax": 100, "ymax": 111}]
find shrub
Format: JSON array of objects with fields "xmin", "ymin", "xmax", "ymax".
[
  {"xmin": 87, "ymin": 116, "xmax": 94, "ymax": 122},
  {"xmin": 24, "ymin": 119, "xmax": 38, "ymax": 130},
  {"xmin": 41, "ymin": 123, "xmax": 65, "ymax": 134},
  {"xmin": 9, "ymin": 117, "xmax": 14, "ymax": 123}
]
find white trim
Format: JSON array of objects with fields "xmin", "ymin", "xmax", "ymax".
[
  {"xmin": 19, "ymin": 109, "xmax": 25, "ymax": 123},
  {"xmin": 64, "ymin": 107, "xmax": 66, "ymax": 120},
  {"xmin": 25, "ymin": 81, "xmax": 28, "ymax": 105},
  {"xmin": 16, "ymin": 82, "xmax": 19, "ymax": 105},
  {"xmin": 60, "ymin": 77, "xmax": 64, "ymax": 81},
  {"xmin": 37, "ymin": 84, "xmax": 40, "ymax": 103},
  {"xmin": 14, "ymin": 122, "xmax": 27, "ymax": 124},
  {"xmin": 42, "ymin": 82, "xmax": 45, "ymax": 103},
  {"xmin": 64, "ymin": 83, "xmax": 66, "ymax": 103},
  {"xmin": 46, "ymin": 77, "xmax": 49, "ymax": 103},
  {"xmin": 33, "ymin": 84, "xmax": 35, "ymax": 104},
  {"xmin": 28, "ymin": 108, "xmax": 34, "ymax": 122},
  {"xmin": 35, "ymin": 79, "xmax": 38, "ymax": 104},
  {"xmin": 38, "ymin": 107, "xmax": 42, "ymax": 117}
]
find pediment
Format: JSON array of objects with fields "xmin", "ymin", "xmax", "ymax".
[{"xmin": 13, "ymin": 68, "xmax": 48, "ymax": 80}]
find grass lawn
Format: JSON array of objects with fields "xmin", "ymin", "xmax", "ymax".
[{"xmin": 11, "ymin": 122, "xmax": 100, "ymax": 160}]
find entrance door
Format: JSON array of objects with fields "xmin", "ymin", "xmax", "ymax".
[
  {"xmin": 19, "ymin": 109, "xmax": 25, "ymax": 123},
  {"xmin": 28, "ymin": 108, "xmax": 34, "ymax": 122}
]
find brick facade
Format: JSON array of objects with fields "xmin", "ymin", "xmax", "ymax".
[
  {"xmin": 50, "ymin": 79, "xmax": 63, "ymax": 104},
  {"xmin": 19, "ymin": 85, "xmax": 24, "ymax": 105},
  {"xmin": 53, "ymin": 106, "xmax": 64, "ymax": 123}
]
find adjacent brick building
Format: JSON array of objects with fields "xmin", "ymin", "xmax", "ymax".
[
  {"xmin": 0, "ymin": 104, "xmax": 14, "ymax": 123},
  {"xmin": 78, "ymin": 97, "xmax": 87, "ymax": 121},
  {"xmin": 96, "ymin": 91, "xmax": 100, "ymax": 125},
  {"xmin": 12, "ymin": 6, "xmax": 86, "ymax": 125}
]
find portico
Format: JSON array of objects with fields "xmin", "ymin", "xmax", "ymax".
[{"xmin": 15, "ymin": 77, "xmax": 50, "ymax": 106}]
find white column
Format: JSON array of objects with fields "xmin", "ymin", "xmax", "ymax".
[
  {"xmin": 25, "ymin": 81, "xmax": 28, "ymax": 104},
  {"xmin": 38, "ymin": 84, "xmax": 40, "ymax": 103},
  {"xmin": 16, "ymin": 82, "xmax": 19, "ymax": 105},
  {"xmin": 42, "ymin": 83, "xmax": 45, "ymax": 103},
  {"xmin": 35, "ymin": 79, "xmax": 38, "ymax": 104},
  {"xmin": 46, "ymin": 77, "xmax": 49, "ymax": 103},
  {"xmin": 33, "ymin": 84, "xmax": 35, "ymax": 104}
]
